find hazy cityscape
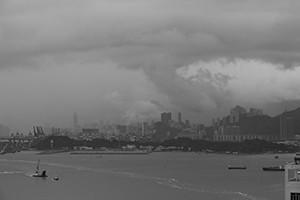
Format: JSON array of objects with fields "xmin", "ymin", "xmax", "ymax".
[
  {"xmin": 1, "ymin": 104, "xmax": 299, "ymax": 146},
  {"xmin": 1, "ymin": 1, "xmax": 300, "ymax": 200}
]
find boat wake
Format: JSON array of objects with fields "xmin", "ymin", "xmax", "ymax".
[
  {"xmin": 0, "ymin": 171, "xmax": 24, "ymax": 175},
  {"xmin": 24, "ymin": 173, "xmax": 37, "ymax": 177},
  {"xmin": 0, "ymin": 158, "xmax": 268, "ymax": 200},
  {"xmin": 119, "ymin": 173, "xmax": 268, "ymax": 200}
]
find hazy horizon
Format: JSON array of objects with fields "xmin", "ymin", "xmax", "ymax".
[{"xmin": 1, "ymin": 0, "xmax": 300, "ymax": 133}]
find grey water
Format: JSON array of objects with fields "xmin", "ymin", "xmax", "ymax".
[{"xmin": 0, "ymin": 151, "xmax": 290, "ymax": 200}]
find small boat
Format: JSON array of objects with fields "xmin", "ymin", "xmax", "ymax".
[
  {"xmin": 228, "ymin": 165, "xmax": 247, "ymax": 170},
  {"xmin": 262, "ymin": 166, "xmax": 284, "ymax": 171},
  {"xmin": 32, "ymin": 159, "xmax": 48, "ymax": 178}
]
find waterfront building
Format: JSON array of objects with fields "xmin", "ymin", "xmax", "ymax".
[
  {"xmin": 213, "ymin": 134, "xmax": 279, "ymax": 142},
  {"xmin": 177, "ymin": 127, "xmax": 201, "ymax": 140}
]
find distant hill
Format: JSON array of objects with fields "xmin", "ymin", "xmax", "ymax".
[
  {"xmin": 235, "ymin": 107, "xmax": 300, "ymax": 136},
  {"xmin": 237, "ymin": 115, "xmax": 280, "ymax": 135},
  {"xmin": 277, "ymin": 107, "xmax": 300, "ymax": 134},
  {"xmin": 278, "ymin": 107, "xmax": 300, "ymax": 118}
]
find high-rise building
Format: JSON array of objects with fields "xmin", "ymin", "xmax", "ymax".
[
  {"xmin": 178, "ymin": 112, "xmax": 182, "ymax": 123},
  {"xmin": 161, "ymin": 112, "xmax": 172, "ymax": 124},
  {"xmin": 185, "ymin": 119, "xmax": 190, "ymax": 127},
  {"xmin": 73, "ymin": 112, "xmax": 78, "ymax": 133},
  {"xmin": 229, "ymin": 105, "xmax": 245, "ymax": 124},
  {"xmin": 142, "ymin": 122, "xmax": 148, "ymax": 136},
  {"xmin": 249, "ymin": 108, "xmax": 263, "ymax": 117},
  {"xmin": 280, "ymin": 116, "xmax": 294, "ymax": 140},
  {"xmin": 229, "ymin": 113, "xmax": 239, "ymax": 124}
]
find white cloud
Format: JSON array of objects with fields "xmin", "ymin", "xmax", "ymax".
[
  {"xmin": 123, "ymin": 101, "xmax": 161, "ymax": 125},
  {"xmin": 179, "ymin": 59, "xmax": 300, "ymax": 109}
]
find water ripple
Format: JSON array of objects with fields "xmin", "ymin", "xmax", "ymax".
[{"xmin": 0, "ymin": 158, "xmax": 269, "ymax": 200}]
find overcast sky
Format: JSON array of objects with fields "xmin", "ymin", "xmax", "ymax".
[{"xmin": 1, "ymin": 0, "xmax": 300, "ymax": 133}]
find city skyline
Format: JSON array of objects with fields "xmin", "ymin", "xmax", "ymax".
[
  {"xmin": 0, "ymin": 104, "xmax": 289, "ymax": 135},
  {"xmin": 1, "ymin": 0, "xmax": 300, "ymax": 133}
]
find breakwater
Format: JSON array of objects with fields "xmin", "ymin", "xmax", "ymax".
[
  {"xmin": 36, "ymin": 149, "xmax": 71, "ymax": 155},
  {"xmin": 70, "ymin": 150, "xmax": 152, "ymax": 155}
]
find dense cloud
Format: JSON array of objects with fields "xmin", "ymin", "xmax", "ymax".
[
  {"xmin": 2, "ymin": 0, "xmax": 299, "ymax": 68},
  {"xmin": 1, "ymin": 0, "xmax": 300, "ymax": 130}
]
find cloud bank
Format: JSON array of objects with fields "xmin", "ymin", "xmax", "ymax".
[{"xmin": 1, "ymin": 0, "xmax": 300, "ymax": 130}]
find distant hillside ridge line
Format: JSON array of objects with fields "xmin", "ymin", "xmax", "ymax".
[{"xmin": 231, "ymin": 107, "xmax": 300, "ymax": 135}]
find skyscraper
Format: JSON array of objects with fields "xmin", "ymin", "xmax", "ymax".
[
  {"xmin": 142, "ymin": 122, "xmax": 148, "ymax": 136},
  {"xmin": 161, "ymin": 112, "xmax": 172, "ymax": 125},
  {"xmin": 178, "ymin": 112, "xmax": 182, "ymax": 123},
  {"xmin": 280, "ymin": 116, "xmax": 294, "ymax": 140},
  {"xmin": 185, "ymin": 119, "xmax": 190, "ymax": 127},
  {"xmin": 73, "ymin": 112, "xmax": 78, "ymax": 133}
]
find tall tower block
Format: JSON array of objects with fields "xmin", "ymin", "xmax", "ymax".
[
  {"xmin": 178, "ymin": 112, "xmax": 182, "ymax": 123},
  {"xmin": 73, "ymin": 112, "xmax": 78, "ymax": 133}
]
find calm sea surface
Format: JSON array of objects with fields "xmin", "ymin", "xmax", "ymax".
[{"xmin": 0, "ymin": 151, "xmax": 293, "ymax": 200}]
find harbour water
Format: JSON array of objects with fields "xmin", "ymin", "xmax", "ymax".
[{"xmin": 0, "ymin": 151, "xmax": 292, "ymax": 200}]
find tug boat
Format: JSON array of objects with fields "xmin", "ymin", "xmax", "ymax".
[{"xmin": 32, "ymin": 159, "xmax": 48, "ymax": 178}]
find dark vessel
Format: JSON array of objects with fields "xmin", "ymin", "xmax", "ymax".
[
  {"xmin": 228, "ymin": 165, "xmax": 246, "ymax": 170},
  {"xmin": 262, "ymin": 166, "xmax": 284, "ymax": 171},
  {"xmin": 32, "ymin": 159, "xmax": 48, "ymax": 178}
]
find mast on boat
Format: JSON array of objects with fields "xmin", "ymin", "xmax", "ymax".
[{"xmin": 36, "ymin": 159, "xmax": 40, "ymax": 173}]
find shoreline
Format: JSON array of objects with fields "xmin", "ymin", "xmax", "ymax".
[{"xmin": 70, "ymin": 150, "xmax": 152, "ymax": 155}]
